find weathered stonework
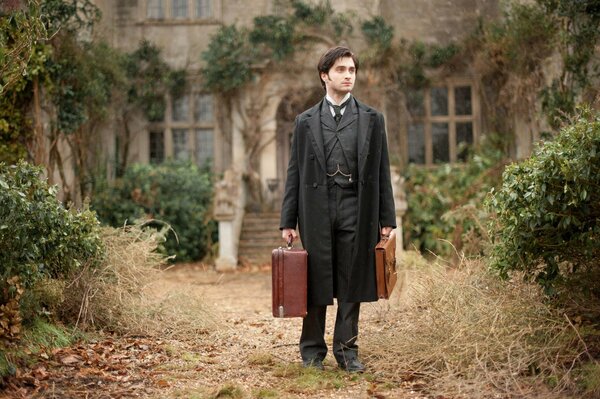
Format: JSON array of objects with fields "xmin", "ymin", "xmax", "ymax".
[{"xmin": 91, "ymin": 0, "xmax": 539, "ymax": 268}]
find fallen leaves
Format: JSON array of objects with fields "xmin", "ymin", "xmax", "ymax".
[
  {"xmin": 2, "ymin": 337, "xmax": 170, "ymax": 398},
  {"xmin": 1, "ymin": 269, "xmax": 429, "ymax": 399},
  {"xmin": 59, "ymin": 354, "xmax": 83, "ymax": 365},
  {"xmin": 0, "ymin": 276, "xmax": 24, "ymax": 341}
]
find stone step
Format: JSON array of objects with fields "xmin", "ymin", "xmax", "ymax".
[
  {"xmin": 237, "ymin": 212, "xmax": 302, "ymax": 265},
  {"xmin": 240, "ymin": 231, "xmax": 282, "ymax": 240}
]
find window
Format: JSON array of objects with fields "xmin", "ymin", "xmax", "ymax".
[
  {"xmin": 407, "ymin": 123, "xmax": 425, "ymax": 164},
  {"xmin": 171, "ymin": 0, "xmax": 188, "ymax": 18},
  {"xmin": 194, "ymin": 93, "xmax": 213, "ymax": 123},
  {"xmin": 146, "ymin": 0, "xmax": 165, "ymax": 19},
  {"xmin": 172, "ymin": 95, "xmax": 189, "ymax": 122},
  {"xmin": 148, "ymin": 92, "xmax": 214, "ymax": 167},
  {"xmin": 145, "ymin": 0, "xmax": 213, "ymax": 20},
  {"xmin": 195, "ymin": 128, "xmax": 213, "ymax": 167},
  {"xmin": 173, "ymin": 129, "xmax": 190, "ymax": 160},
  {"xmin": 149, "ymin": 131, "xmax": 165, "ymax": 164},
  {"xmin": 405, "ymin": 82, "xmax": 477, "ymax": 165},
  {"xmin": 195, "ymin": 0, "xmax": 211, "ymax": 18}
]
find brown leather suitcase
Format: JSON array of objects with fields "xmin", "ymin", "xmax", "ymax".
[
  {"xmin": 271, "ymin": 244, "xmax": 308, "ymax": 318},
  {"xmin": 375, "ymin": 230, "xmax": 397, "ymax": 299}
]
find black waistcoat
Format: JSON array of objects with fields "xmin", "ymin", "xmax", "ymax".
[{"xmin": 320, "ymin": 99, "xmax": 358, "ymax": 188}]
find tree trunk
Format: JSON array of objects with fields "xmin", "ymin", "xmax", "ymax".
[{"xmin": 32, "ymin": 76, "xmax": 46, "ymax": 166}]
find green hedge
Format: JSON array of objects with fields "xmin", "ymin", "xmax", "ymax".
[
  {"xmin": 0, "ymin": 161, "xmax": 103, "ymax": 290},
  {"xmin": 91, "ymin": 161, "xmax": 216, "ymax": 262},
  {"xmin": 403, "ymin": 146, "xmax": 505, "ymax": 258},
  {"xmin": 488, "ymin": 109, "xmax": 600, "ymax": 288}
]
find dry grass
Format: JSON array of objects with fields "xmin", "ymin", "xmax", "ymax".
[
  {"xmin": 59, "ymin": 225, "xmax": 218, "ymax": 339},
  {"xmin": 365, "ymin": 252, "xmax": 590, "ymax": 398}
]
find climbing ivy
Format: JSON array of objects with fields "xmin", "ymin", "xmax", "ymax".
[
  {"xmin": 359, "ymin": 18, "xmax": 462, "ymax": 91},
  {"xmin": 201, "ymin": 25, "xmax": 255, "ymax": 94},
  {"xmin": 0, "ymin": 0, "xmax": 47, "ymax": 95},
  {"xmin": 361, "ymin": 16, "xmax": 393, "ymax": 52},
  {"xmin": 123, "ymin": 40, "xmax": 185, "ymax": 122},
  {"xmin": 0, "ymin": 1, "xmax": 186, "ymax": 203},
  {"xmin": 201, "ymin": 0, "xmax": 355, "ymax": 94},
  {"xmin": 537, "ymin": 0, "xmax": 600, "ymax": 129},
  {"xmin": 250, "ymin": 15, "xmax": 295, "ymax": 61},
  {"xmin": 290, "ymin": 0, "xmax": 353, "ymax": 39}
]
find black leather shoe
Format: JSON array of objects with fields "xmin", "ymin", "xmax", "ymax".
[
  {"xmin": 302, "ymin": 358, "xmax": 324, "ymax": 370},
  {"xmin": 338, "ymin": 358, "xmax": 365, "ymax": 373}
]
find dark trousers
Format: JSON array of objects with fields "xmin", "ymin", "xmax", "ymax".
[
  {"xmin": 300, "ymin": 182, "xmax": 360, "ymax": 364},
  {"xmin": 300, "ymin": 302, "xmax": 361, "ymax": 364}
]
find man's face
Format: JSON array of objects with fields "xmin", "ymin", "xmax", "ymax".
[{"xmin": 321, "ymin": 56, "xmax": 356, "ymax": 97}]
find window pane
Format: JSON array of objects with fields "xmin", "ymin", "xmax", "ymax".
[
  {"xmin": 196, "ymin": 0, "xmax": 212, "ymax": 18},
  {"xmin": 147, "ymin": 0, "xmax": 164, "ymax": 19},
  {"xmin": 407, "ymin": 123, "xmax": 425, "ymax": 164},
  {"xmin": 194, "ymin": 94, "xmax": 213, "ymax": 123},
  {"xmin": 149, "ymin": 131, "xmax": 165, "ymax": 164},
  {"xmin": 456, "ymin": 122, "xmax": 473, "ymax": 161},
  {"xmin": 172, "ymin": 0, "xmax": 188, "ymax": 18},
  {"xmin": 172, "ymin": 95, "xmax": 189, "ymax": 122},
  {"xmin": 431, "ymin": 87, "xmax": 448, "ymax": 116},
  {"xmin": 455, "ymin": 86, "xmax": 472, "ymax": 115},
  {"xmin": 195, "ymin": 128, "xmax": 213, "ymax": 167},
  {"xmin": 432, "ymin": 123, "xmax": 449, "ymax": 163},
  {"xmin": 173, "ymin": 129, "xmax": 190, "ymax": 160},
  {"xmin": 406, "ymin": 90, "xmax": 425, "ymax": 117}
]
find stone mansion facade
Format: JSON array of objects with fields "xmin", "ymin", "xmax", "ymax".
[{"xmin": 92, "ymin": 0, "xmax": 531, "ymax": 269}]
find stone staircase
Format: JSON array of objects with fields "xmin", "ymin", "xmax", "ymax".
[{"xmin": 237, "ymin": 212, "xmax": 302, "ymax": 266}]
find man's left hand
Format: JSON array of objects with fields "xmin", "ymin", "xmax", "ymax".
[{"xmin": 381, "ymin": 226, "xmax": 394, "ymax": 237}]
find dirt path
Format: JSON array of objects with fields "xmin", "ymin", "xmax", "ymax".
[
  {"xmin": 152, "ymin": 265, "xmax": 426, "ymax": 398},
  {"xmin": 2, "ymin": 265, "xmax": 428, "ymax": 398}
]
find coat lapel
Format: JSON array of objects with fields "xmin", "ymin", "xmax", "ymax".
[
  {"xmin": 306, "ymin": 100, "xmax": 327, "ymax": 172},
  {"xmin": 320, "ymin": 102, "xmax": 337, "ymax": 131},
  {"xmin": 357, "ymin": 100, "xmax": 375, "ymax": 176},
  {"xmin": 336, "ymin": 99, "xmax": 357, "ymax": 131}
]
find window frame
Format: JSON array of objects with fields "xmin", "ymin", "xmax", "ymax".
[
  {"xmin": 144, "ymin": 0, "xmax": 219, "ymax": 22},
  {"xmin": 403, "ymin": 78, "xmax": 480, "ymax": 166},
  {"xmin": 146, "ymin": 90, "xmax": 215, "ymax": 168}
]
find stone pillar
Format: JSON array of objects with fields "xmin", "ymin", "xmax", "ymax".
[
  {"xmin": 215, "ymin": 220, "xmax": 237, "ymax": 270},
  {"xmin": 213, "ymin": 170, "xmax": 243, "ymax": 271},
  {"xmin": 391, "ymin": 166, "xmax": 408, "ymax": 259}
]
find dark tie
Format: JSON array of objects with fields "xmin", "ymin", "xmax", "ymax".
[{"xmin": 327, "ymin": 98, "xmax": 351, "ymax": 125}]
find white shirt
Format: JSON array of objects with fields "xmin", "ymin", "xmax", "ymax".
[{"xmin": 325, "ymin": 93, "xmax": 352, "ymax": 117}]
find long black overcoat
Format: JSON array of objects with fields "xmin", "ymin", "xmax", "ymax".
[{"xmin": 280, "ymin": 98, "xmax": 396, "ymax": 306}]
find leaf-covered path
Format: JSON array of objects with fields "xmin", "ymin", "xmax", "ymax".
[{"xmin": 3, "ymin": 265, "xmax": 428, "ymax": 398}]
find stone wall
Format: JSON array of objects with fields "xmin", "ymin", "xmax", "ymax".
[{"xmin": 380, "ymin": 0, "xmax": 499, "ymax": 43}]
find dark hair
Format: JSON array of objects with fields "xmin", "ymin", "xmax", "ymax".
[{"xmin": 317, "ymin": 46, "xmax": 359, "ymax": 90}]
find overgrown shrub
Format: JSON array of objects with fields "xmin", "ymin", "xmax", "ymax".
[
  {"xmin": 0, "ymin": 161, "xmax": 103, "ymax": 338},
  {"xmin": 91, "ymin": 161, "xmax": 216, "ymax": 262},
  {"xmin": 0, "ymin": 161, "xmax": 103, "ymax": 289},
  {"xmin": 488, "ymin": 109, "xmax": 600, "ymax": 290},
  {"xmin": 403, "ymin": 145, "xmax": 506, "ymax": 259}
]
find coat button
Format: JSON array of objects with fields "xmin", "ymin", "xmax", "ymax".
[{"xmin": 312, "ymin": 183, "xmax": 318, "ymax": 188}]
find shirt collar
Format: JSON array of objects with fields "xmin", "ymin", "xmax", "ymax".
[{"xmin": 325, "ymin": 93, "xmax": 352, "ymax": 107}]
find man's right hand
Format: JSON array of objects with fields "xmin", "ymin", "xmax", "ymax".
[{"xmin": 281, "ymin": 228, "xmax": 298, "ymax": 244}]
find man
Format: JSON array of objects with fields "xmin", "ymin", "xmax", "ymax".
[{"xmin": 279, "ymin": 46, "xmax": 396, "ymax": 372}]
